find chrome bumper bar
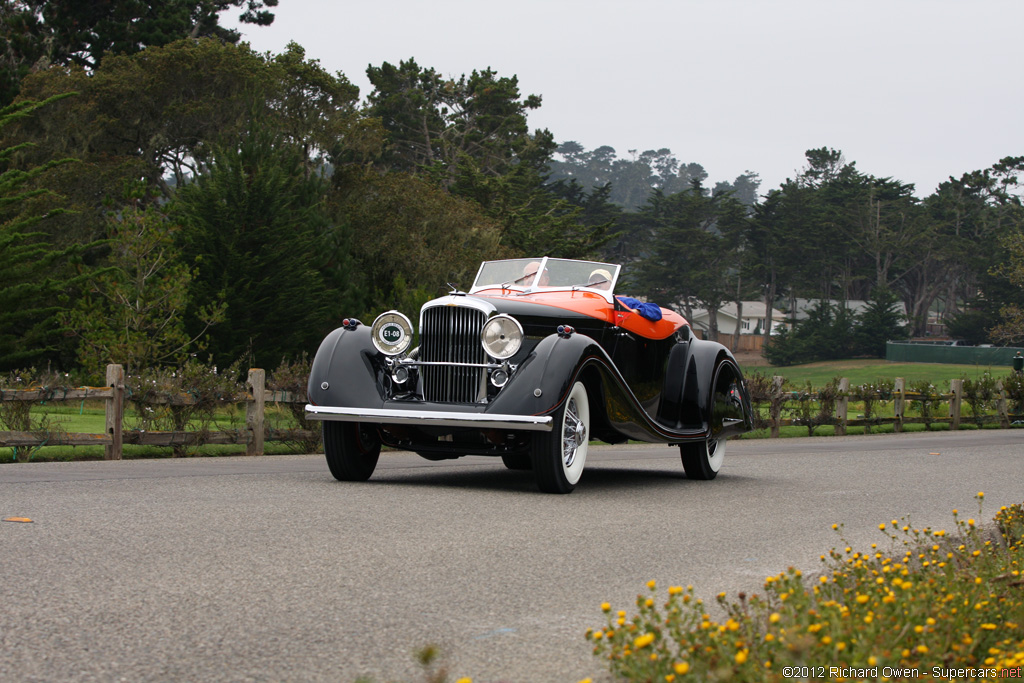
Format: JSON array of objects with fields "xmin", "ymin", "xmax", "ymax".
[{"xmin": 304, "ymin": 405, "xmax": 553, "ymax": 432}]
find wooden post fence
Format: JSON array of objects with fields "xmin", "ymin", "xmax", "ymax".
[
  {"xmin": 949, "ymin": 378, "xmax": 962, "ymax": 431},
  {"xmin": 0, "ymin": 365, "xmax": 314, "ymax": 459},
  {"xmin": 246, "ymin": 368, "xmax": 266, "ymax": 457},
  {"xmin": 836, "ymin": 377, "xmax": 850, "ymax": 436},
  {"xmin": 105, "ymin": 363, "xmax": 124, "ymax": 460},
  {"xmin": 893, "ymin": 377, "xmax": 905, "ymax": 433}
]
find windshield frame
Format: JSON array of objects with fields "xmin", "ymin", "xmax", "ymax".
[{"xmin": 469, "ymin": 258, "xmax": 621, "ymax": 302}]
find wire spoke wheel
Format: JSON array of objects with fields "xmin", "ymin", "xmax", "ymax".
[{"xmin": 532, "ymin": 381, "xmax": 590, "ymax": 493}]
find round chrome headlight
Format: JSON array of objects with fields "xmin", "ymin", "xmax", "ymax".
[
  {"xmin": 481, "ymin": 314, "xmax": 523, "ymax": 360},
  {"xmin": 371, "ymin": 311, "xmax": 413, "ymax": 356}
]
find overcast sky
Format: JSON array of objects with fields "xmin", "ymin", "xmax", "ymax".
[{"xmin": 225, "ymin": 0, "xmax": 1023, "ymax": 199}]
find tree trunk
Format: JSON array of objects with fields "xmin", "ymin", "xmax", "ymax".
[
  {"xmin": 732, "ymin": 275, "xmax": 742, "ymax": 352},
  {"xmin": 763, "ymin": 272, "xmax": 776, "ymax": 351}
]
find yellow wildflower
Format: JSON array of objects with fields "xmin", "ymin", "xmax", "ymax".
[{"xmin": 634, "ymin": 633, "xmax": 655, "ymax": 649}]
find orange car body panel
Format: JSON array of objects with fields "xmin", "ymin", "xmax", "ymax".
[{"xmin": 474, "ymin": 288, "xmax": 686, "ymax": 341}]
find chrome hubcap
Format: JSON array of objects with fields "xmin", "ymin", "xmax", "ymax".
[{"xmin": 563, "ymin": 398, "xmax": 586, "ymax": 467}]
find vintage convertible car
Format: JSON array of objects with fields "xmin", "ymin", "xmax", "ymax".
[{"xmin": 305, "ymin": 257, "xmax": 753, "ymax": 493}]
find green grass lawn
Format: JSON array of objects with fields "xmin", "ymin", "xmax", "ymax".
[
  {"xmin": 1, "ymin": 402, "xmax": 307, "ymax": 462},
  {"xmin": 742, "ymin": 358, "xmax": 1016, "ymax": 389},
  {"xmin": 3, "ymin": 360, "xmax": 1020, "ymax": 462}
]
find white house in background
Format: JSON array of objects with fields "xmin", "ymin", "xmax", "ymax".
[
  {"xmin": 787, "ymin": 298, "xmax": 908, "ymax": 321},
  {"xmin": 688, "ymin": 301, "xmax": 789, "ymax": 336}
]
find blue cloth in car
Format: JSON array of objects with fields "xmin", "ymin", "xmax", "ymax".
[{"xmin": 616, "ymin": 296, "xmax": 663, "ymax": 321}]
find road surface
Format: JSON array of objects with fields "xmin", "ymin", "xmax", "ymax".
[{"xmin": 1, "ymin": 430, "xmax": 1021, "ymax": 682}]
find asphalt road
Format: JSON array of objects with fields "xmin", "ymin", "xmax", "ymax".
[{"xmin": 2, "ymin": 430, "xmax": 1022, "ymax": 683}]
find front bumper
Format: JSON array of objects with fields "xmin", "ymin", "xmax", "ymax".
[{"xmin": 304, "ymin": 405, "xmax": 554, "ymax": 432}]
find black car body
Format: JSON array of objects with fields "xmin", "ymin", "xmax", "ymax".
[{"xmin": 306, "ymin": 257, "xmax": 754, "ymax": 493}]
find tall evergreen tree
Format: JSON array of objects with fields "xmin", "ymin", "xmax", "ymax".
[
  {"xmin": 0, "ymin": 0, "xmax": 279, "ymax": 105},
  {"xmin": 174, "ymin": 128, "xmax": 339, "ymax": 369},
  {"xmin": 0, "ymin": 96, "xmax": 87, "ymax": 370}
]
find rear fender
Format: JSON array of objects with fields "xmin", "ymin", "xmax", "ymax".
[{"xmin": 680, "ymin": 339, "xmax": 753, "ymax": 437}]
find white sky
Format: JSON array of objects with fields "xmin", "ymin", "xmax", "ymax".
[{"xmin": 225, "ymin": 0, "xmax": 1024, "ymax": 199}]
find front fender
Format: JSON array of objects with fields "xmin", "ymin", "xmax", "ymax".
[
  {"xmin": 307, "ymin": 325, "xmax": 386, "ymax": 409},
  {"xmin": 487, "ymin": 332, "xmax": 599, "ymax": 418}
]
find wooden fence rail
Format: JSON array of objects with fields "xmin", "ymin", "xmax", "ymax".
[
  {"xmin": 758, "ymin": 375, "xmax": 1020, "ymax": 435},
  {"xmin": 0, "ymin": 365, "xmax": 314, "ymax": 459},
  {"xmin": 2, "ymin": 367, "xmax": 1021, "ymax": 460}
]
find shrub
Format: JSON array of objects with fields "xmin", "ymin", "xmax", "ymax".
[
  {"xmin": 588, "ymin": 493, "xmax": 1024, "ymax": 681},
  {"xmin": 961, "ymin": 373, "xmax": 1000, "ymax": 428},
  {"xmin": 267, "ymin": 354, "xmax": 321, "ymax": 452},
  {"xmin": 0, "ymin": 367, "xmax": 82, "ymax": 461},
  {"xmin": 909, "ymin": 379, "xmax": 944, "ymax": 430},
  {"xmin": 789, "ymin": 378, "xmax": 841, "ymax": 436},
  {"xmin": 849, "ymin": 379, "xmax": 894, "ymax": 434},
  {"xmin": 125, "ymin": 358, "xmax": 244, "ymax": 456}
]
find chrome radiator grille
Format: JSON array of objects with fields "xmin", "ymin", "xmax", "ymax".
[{"xmin": 420, "ymin": 305, "xmax": 487, "ymax": 403}]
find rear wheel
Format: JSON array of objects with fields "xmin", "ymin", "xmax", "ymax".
[
  {"xmin": 680, "ymin": 436, "xmax": 726, "ymax": 480},
  {"xmin": 532, "ymin": 381, "xmax": 590, "ymax": 493},
  {"xmin": 323, "ymin": 421, "xmax": 381, "ymax": 481}
]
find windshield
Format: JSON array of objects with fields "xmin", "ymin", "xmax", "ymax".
[{"xmin": 470, "ymin": 258, "xmax": 621, "ymax": 296}]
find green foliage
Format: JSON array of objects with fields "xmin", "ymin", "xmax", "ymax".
[
  {"xmin": 789, "ymin": 378, "xmax": 841, "ymax": 436},
  {"xmin": 364, "ymin": 58, "xmax": 607, "ymax": 258},
  {"xmin": 854, "ymin": 287, "xmax": 909, "ymax": 356},
  {"xmin": 266, "ymin": 353, "xmax": 320, "ymax": 452},
  {"xmin": 125, "ymin": 358, "xmax": 244, "ymax": 456},
  {"xmin": 764, "ymin": 302, "xmax": 856, "ymax": 367},
  {"xmin": 267, "ymin": 42, "xmax": 382, "ymax": 172},
  {"xmin": 328, "ymin": 168, "xmax": 503, "ymax": 312},
  {"xmin": 0, "ymin": 96, "xmax": 92, "ymax": 370},
  {"xmin": 0, "ymin": 0, "xmax": 278, "ymax": 106},
  {"xmin": 908, "ymin": 379, "xmax": 943, "ymax": 430},
  {"xmin": 15, "ymin": 38, "xmax": 271, "ymax": 191},
  {"xmin": 366, "ymin": 58, "xmax": 542, "ymax": 184},
  {"xmin": 1003, "ymin": 372, "xmax": 1024, "ymax": 415},
  {"xmin": 0, "ymin": 366, "xmax": 78, "ymax": 461},
  {"xmin": 631, "ymin": 180, "xmax": 748, "ymax": 338},
  {"xmin": 174, "ymin": 127, "xmax": 340, "ymax": 370},
  {"xmin": 62, "ymin": 201, "xmax": 226, "ymax": 379},
  {"xmin": 548, "ymin": 142, "xmax": 727, "ymax": 211},
  {"xmin": 849, "ymin": 379, "xmax": 894, "ymax": 433},
  {"xmin": 961, "ymin": 373, "xmax": 1000, "ymax": 428},
  {"xmin": 589, "ymin": 494, "xmax": 1024, "ymax": 681},
  {"xmin": 991, "ymin": 229, "xmax": 1024, "ymax": 345}
]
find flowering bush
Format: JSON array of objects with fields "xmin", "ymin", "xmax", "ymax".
[
  {"xmin": 0, "ymin": 368, "xmax": 83, "ymax": 461},
  {"xmin": 267, "ymin": 354, "xmax": 321, "ymax": 451},
  {"xmin": 125, "ymin": 358, "xmax": 244, "ymax": 455},
  {"xmin": 961, "ymin": 373, "xmax": 1000, "ymax": 427},
  {"xmin": 588, "ymin": 493, "xmax": 1024, "ymax": 681},
  {"xmin": 789, "ymin": 378, "xmax": 840, "ymax": 436},
  {"xmin": 908, "ymin": 379, "xmax": 945, "ymax": 430},
  {"xmin": 849, "ymin": 379, "xmax": 894, "ymax": 433}
]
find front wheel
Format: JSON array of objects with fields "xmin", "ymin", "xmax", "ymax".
[
  {"xmin": 531, "ymin": 381, "xmax": 590, "ymax": 494},
  {"xmin": 680, "ymin": 436, "xmax": 726, "ymax": 480},
  {"xmin": 323, "ymin": 421, "xmax": 381, "ymax": 481}
]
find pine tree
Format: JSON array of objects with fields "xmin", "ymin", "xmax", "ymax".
[{"xmin": 0, "ymin": 96, "xmax": 85, "ymax": 369}]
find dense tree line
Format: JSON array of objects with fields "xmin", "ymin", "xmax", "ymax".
[
  {"xmin": 0, "ymin": 2, "xmax": 1021, "ymax": 380},
  {"xmin": 560, "ymin": 144, "xmax": 1024, "ymax": 358}
]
